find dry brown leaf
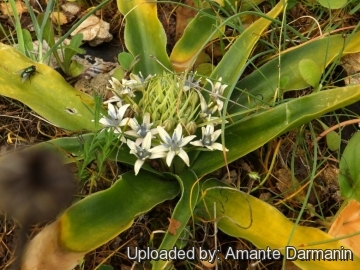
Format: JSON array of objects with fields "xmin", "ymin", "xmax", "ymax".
[
  {"xmin": 175, "ymin": 0, "xmax": 197, "ymax": 41},
  {"xmin": 71, "ymin": 15, "xmax": 112, "ymax": 46},
  {"xmin": 341, "ymin": 53, "xmax": 360, "ymax": 85},
  {"xmin": 167, "ymin": 217, "xmax": 181, "ymax": 235},
  {"xmin": 50, "ymin": 12, "xmax": 68, "ymax": 25},
  {"xmin": 0, "ymin": 1, "xmax": 27, "ymax": 16},
  {"xmin": 328, "ymin": 199, "xmax": 360, "ymax": 256},
  {"xmin": 61, "ymin": 2, "xmax": 80, "ymax": 16}
]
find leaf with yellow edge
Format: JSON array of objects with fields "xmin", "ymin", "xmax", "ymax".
[
  {"xmin": 197, "ymin": 179, "xmax": 360, "ymax": 269},
  {"xmin": 0, "ymin": 43, "xmax": 101, "ymax": 132},
  {"xmin": 170, "ymin": 9, "xmax": 222, "ymax": 72},
  {"xmin": 59, "ymin": 171, "xmax": 179, "ymax": 252},
  {"xmin": 329, "ymin": 200, "xmax": 360, "ymax": 257},
  {"xmin": 117, "ymin": 0, "xmax": 172, "ymax": 76}
]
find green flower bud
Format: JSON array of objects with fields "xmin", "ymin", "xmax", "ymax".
[
  {"xmin": 163, "ymin": 118, "xmax": 175, "ymax": 132},
  {"xmin": 186, "ymin": 121, "xmax": 197, "ymax": 135}
]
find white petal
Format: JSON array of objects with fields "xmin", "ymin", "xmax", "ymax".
[
  {"xmin": 128, "ymin": 118, "xmax": 139, "ymax": 131},
  {"xmin": 117, "ymin": 104, "xmax": 130, "ymax": 119},
  {"xmin": 152, "ymin": 144, "xmax": 168, "ymax": 153},
  {"xmin": 178, "ymin": 149, "xmax": 190, "ymax": 166},
  {"xmin": 157, "ymin": 126, "xmax": 170, "ymax": 143},
  {"xmin": 209, "ymin": 142, "xmax": 228, "ymax": 151},
  {"xmin": 119, "ymin": 118, "xmax": 130, "ymax": 127},
  {"xmin": 201, "ymin": 126, "xmax": 207, "ymax": 136},
  {"xmin": 134, "ymin": 159, "xmax": 145, "ymax": 175},
  {"xmin": 206, "ymin": 124, "xmax": 215, "ymax": 134},
  {"xmin": 143, "ymin": 113, "xmax": 151, "ymax": 126},
  {"xmin": 141, "ymin": 132, "xmax": 152, "ymax": 150},
  {"xmin": 150, "ymin": 128, "xmax": 159, "ymax": 135},
  {"xmin": 190, "ymin": 140, "xmax": 204, "ymax": 147},
  {"xmin": 198, "ymin": 92, "xmax": 208, "ymax": 112},
  {"xmin": 99, "ymin": 117, "xmax": 110, "ymax": 126},
  {"xmin": 166, "ymin": 150, "xmax": 176, "ymax": 166},
  {"xmin": 179, "ymin": 135, "xmax": 196, "ymax": 147},
  {"xmin": 216, "ymin": 100, "xmax": 224, "ymax": 111},
  {"xmin": 150, "ymin": 150, "xmax": 167, "ymax": 159},
  {"xmin": 119, "ymin": 136, "xmax": 127, "ymax": 143},
  {"xmin": 125, "ymin": 130, "xmax": 139, "ymax": 137},
  {"xmin": 211, "ymin": 129, "xmax": 222, "ymax": 141},
  {"xmin": 173, "ymin": 124, "xmax": 183, "ymax": 141},
  {"xmin": 107, "ymin": 103, "xmax": 117, "ymax": 119},
  {"xmin": 127, "ymin": 139, "xmax": 136, "ymax": 150},
  {"xmin": 206, "ymin": 78, "xmax": 214, "ymax": 90}
]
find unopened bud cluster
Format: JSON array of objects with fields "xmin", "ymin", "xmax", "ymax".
[{"xmin": 99, "ymin": 72, "xmax": 229, "ymax": 175}]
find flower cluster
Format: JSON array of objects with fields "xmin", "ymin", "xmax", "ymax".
[{"xmin": 99, "ymin": 74, "xmax": 229, "ymax": 175}]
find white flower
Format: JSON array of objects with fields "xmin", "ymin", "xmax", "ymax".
[
  {"xmin": 125, "ymin": 113, "xmax": 158, "ymax": 144},
  {"xmin": 157, "ymin": 124, "xmax": 196, "ymax": 167},
  {"xmin": 108, "ymin": 77, "xmax": 137, "ymax": 98},
  {"xmin": 178, "ymin": 72, "xmax": 201, "ymax": 92},
  {"xmin": 127, "ymin": 132, "xmax": 167, "ymax": 175},
  {"xmin": 130, "ymin": 72, "xmax": 153, "ymax": 86},
  {"xmin": 103, "ymin": 95, "xmax": 123, "ymax": 108},
  {"xmin": 206, "ymin": 77, "xmax": 227, "ymax": 111},
  {"xmin": 99, "ymin": 103, "xmax": 130, "ymax": 132},
  {"xmin": 190, "ymin": 124, "xmax": 228, "ymax": 151},
  {"xmin": 198, "ymin": 92, "xmax": 218, "ymax": 121}
]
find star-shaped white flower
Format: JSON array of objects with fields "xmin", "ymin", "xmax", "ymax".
[
  {"xmin": 99, "ymin": 103, "xmax": 130, "ymax": 132},
  {"xmin": 190, "ymin": 124, "xmax": 229, "ymax": 151},
  {"xmin": 127, "ymin": 132, "xmax": 167, "ymax": 175},
  {"xmin": 198, "ymin": 92, "xmax": 218, "ymax": 121},
  {"xmin": 178, "ymin": 72, "xmax": 201, "ymax": 92},
  {"xmin": 103, "ymin": 95, "xmax": 123, "ymax": 108},
  {"xmin": 206, "ymin": 77, "xmax": 227, "ymax": 111},
  {"xmin": 130, "ymin": 72, "xmax": 153, "ymax": 86},
  {"xmin": 157, "ymin": 124, "xmax": 196, "ymax": 167},
  {"xmin": 108, "ymin": 77, "xmax": 137, "ymax": 98},
  {"xmin": 125, "ymin": 113, "xmax": 158, "ymax": 144}
]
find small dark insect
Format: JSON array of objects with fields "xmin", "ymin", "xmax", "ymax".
[{"xmin": 16, "ymin": 65, "xmax": 39, "ymax": 83}]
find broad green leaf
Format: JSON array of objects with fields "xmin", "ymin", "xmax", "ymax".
[
  {"xmin": 63, "ymin": 33, "xmax": 84, "ymax": 74},
  {"xmin": 59, "ymin": 171, "xmax": 179, "ymax": 252},
  {"xmin": 170, "ymin": 9, "xmax": 221, "ymax": 72},
  {"xmin": 317, "ymin": 0, "xmax": 347, "ymax": 9},
  {"xmin": 196, "ymin": 63, "xmax": 214, "ymax": 83},
  {"xmin": 339, "ymin": 131, "xmax": 360, "ymax": 201},
  {"xmin": 68, "ymin": 60, "xmax": 85, "ymax": 78},
  {"xmin": 117, "ymin": 0, "xmax": 172, "ymax": 76},
  {"xmin": 207, "ymin": 0, "xmax": 285, "ymax": 98},
  {"xmin": 197, "ymin": 179, "xmax": 360, "ymax": 269},
  {"xmin": 317, "ymin": 120, "xmax": 341, "ymax": 151},
  {"xmin": 0, "ymin": 43, "xmax": 101, "ymax": 132},
  {"xmin": 22, "ymin": 29, "xmax": 34, "ymax": 55},
  {"xmin": 299, "ymin": 59, "xmax": 322, "ymax": 88},
  {"xmin": 152, "ymin": 170, "xmax": 199, "ymax": 269},
  {"xmin": 233, "ymin": 31, "xmax": 360, "ymax": 116},
  {"xmin": 326, "ymin": 131, "xmax": 341, "ymax": 152},
  {"xmin": 191, "ymin": 84, "xmax": 360, "ymax": 176},
  {"xmin": 118, "ymin": 52, "xmax": 134, "ymax": 70}
]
